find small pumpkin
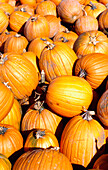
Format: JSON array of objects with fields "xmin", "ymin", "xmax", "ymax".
[
  {"xmin": 46, "ymin": 75, "xmax": 93, "ymax": 117},
  {"xmin": 0, "ymin": 2, "xmax": 14, "ymax": 15},
  {"xmin": 60, "ymin": 110, "xmax": 106, "ymax": 167},
  {"xmin": 0, "ymin": 9, "xmax": 9, "ymax": 34},
  {"xmin": 13, "ymin": 148, "xmax": 73, "ymax": 170},
  {"xmin": 15, "ymin": 4, "xmax": 35, "ymax": 15},
  {"xmin": 74, "ymin": 53, "xmax": 108, "ymax": 89},
  {"xmin": 39, "ymin": 41, "xmax": 78, "ymax": 82},
  {"xmin": 24, "ymin": 129, "xmax": 59, "ymax": 151},
  {"xmin": 97, "ymin": 90, "xmax": 108, "ymax": 127},
  {"xmin": 0, "ymin": 124, "xmax": 23, "ymax": 158},
  {"xmin": 0, "ymin": 153, "xmax": 12, "ymax": 170},
  {"xmin": 24, "ymin": 14, "xmax": 50, "ymax": 41}
]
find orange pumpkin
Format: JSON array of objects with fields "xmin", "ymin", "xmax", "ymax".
[
  {"xmin": 13, "ymin": 148, "xmax": 73, "ymax": 170},
  {"xmin": 19, "ymin": 0, "xmax": 37, "ymax": 8},
  {"xmin": 74, "ymin": 53, "xmax": 108, "ymax": 89},
  {"xmin": 0, "ymin": 2, "xmax": 14, "ymax": 15},
  {"xmin": 28, "ymin": 37, "xmax": 53, "ymax": 59},
  {"xmin": 73, "ymin": 30, "xmax": 108, "ymax": 58},
  {"xmin": 60, "ymin": 110, "xmax": 106, "ymax": 167},
  {"xmin": 0, "ymin": 53, "xmax": 39, "ymax": 99},
  {"xmin": 99, "ymin": 0, "xmax": 108, "ymax": 5},
  {"xmin": 0, "ymin": 9, "xmax": 9, "ymax": 34},
  {"xmin": 36, "ymin": 1, "xmax": 57, "ymax": 16},
  {"xmin": 24, "ymin": 14, "xmax": 50, "ymax": 41},
  {"xmin": 24, "ymin": 129, "xmax": 59, "ymax": 151},
  {"xmin": 15, "ymin": 4, "xmax": 35, "ymax": 16},
  {"xmin": 0, "ymin": 124, "xmax": 23, "ymax": 158},
  {"xmin": 39, "ymin": 42, "xmax": 78, "ymax": 82},
  {"xmin": 4, "ymin": 33, "xmax": 28, "ymax": 54},
  {"xmin": 93, "ymin": 154, "xmax": 108, "ymax": 170},
  {"xmin": 97, "ymin": 90, "xmax": 108, "ymax": 127},
  {"xmin": 0, "ymin": 99, "xmax": 22, "ymax": 131},
  {"xmin": 21, "ymin": 101, "xmax": 62, "ymax": 134},
  {"xmin": 0, "ymin": 153, "xmax": 12, "ymax": 170},
  {"xmin": 46, "ymin": 75, "xmax": 93, "ymax": 117},
  {"xmin": 57, "ymin": 0, "xmax": 83, "ymax": 23},
  {"xmin": 0, "ymin": 81, "xmax": 14, "ymax": 121}
]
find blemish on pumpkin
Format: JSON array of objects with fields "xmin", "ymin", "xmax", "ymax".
[
  {"xmin": 49, "ymin": 101, "xmax": 53, "ymax": 105},
  {"xmin": 56, "ymin": 103, "xmax": 59, "ymax": 106}
]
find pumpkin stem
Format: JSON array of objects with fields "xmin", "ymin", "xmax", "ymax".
[
  {"xmin": 51, "ymin": 146, "xmax": 60, "ymax": 151},
  {"xmin": 89, "ymin": 1, "xmax": 97, "ymax": 10},
  {"xmin": 34, "ymin": 101, "xmax": 44, "ymax": 112},
  {"xmin": 35, "ymin": 130, "xmax": 45, "ymax": 139},
  {"xmin": 31, "ymin": 17, "xmax": 37, "ymax": 22},
  {"xmin": 0, "ymin": 126, "xmax": 8, "ymax": 135},
  {"xmin": 3, "ymin": 82, "xmax": 11, "ymax": 90},
  {"xmin": 45, "ymin": 42, "xmax": 55, "ymax": 50},
  {"xmin": 81, "ymin": 108, "xmax": 95, "ymax": 121},
  {"xmin": 0, "ymin": 55, "xmax": 8, "ymax": 65},
  {"xmin": 59, "ymin": 37, "xmax": 68, "ymax": 42},
  {"xmin": 15, "ymin": 33, "xmax": 21, "ymax": 38},
  {"xmin": 89, "ymin": 36, "xmax": 99, "ymax": 45},
  {"xmin": 79, "ymin": 69, "xmax": 87, "ymax": 78},
  {"xmin": 41, "ymin": 70, "xmax": 45, "ymax": 84},
  {"xmin": 20, "ymin": 8, "xmax": 26, "ymax": 12},
  {"xmin": 65, "ymin": 28, "xmax": 70, "ymax": 33}
]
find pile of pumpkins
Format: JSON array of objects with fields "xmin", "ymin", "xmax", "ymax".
[{"xmin": 0, "ymin": 0, "xmax": 108, "ymax": 169}]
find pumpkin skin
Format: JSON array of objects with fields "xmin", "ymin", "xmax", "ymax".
[
  {"xmin": 0, "ymin": 124, "xmax": 23, "ymax": 158},
  {"xmin": 13, "ymin": 148, "xmax": 73, "ymax": 170},
  {"xmin": 36, "ymin": 1, "xmax": 57, "ymax": 17},
  {"xmin": 93, "ymin": 154, "xmax": 108, "ymax": 170},
  {"xmin": 9, "ymin": 11, "xmax": 31, "ymax": 33},
  {"xmin": 74, "ymin": 53, "xmax": 108, "ymax": 89},
  {"xmin": 0, "ymin": 81, "xmax": 14, "ymax": 121},
  {"xmin": 60, "ymin": 111, "xmax": 106, "ymax": 168},
  {"xmin": 73, "ymin": 30, "xmax": 108, "ymax": 58},
  {"xmin": 0, "ymin": 53, "xmax": 39, "ymax": 99},
  {"xmin": 57, "ymin": 0, "xmax": 83, "ymax": 24},
  {"xmin": 24, "ymin": 129, "xmax": 59, "ymax": 151},
  {"xmin": 24, "ymin": 14, "xmax": 50, "ymax": 42},
  {"xmin": 39, "ymin": 41, "xmax": 78, "ymax": 82},
  {"xmin": 4, "ymin": 33, "xmax": 28, "ymax": 54},
  {"xmin": 98, "ymin": 9, "xmax": 108, "ymax": 36},
  {"xmin": 46, "ymin": 75, "xmax": 93, "ymax": 117},
  {"xmin": 0, "ymin": 153, "xmax": 12, "ymax": 170},
  {"xmin": 0, "ymin": 9, "xmax": 9, "ymax": 34},
  {"xmin": 97, "ymin": 90, "xmax": 108, "ymax": 127},
  {"xmin": 15, "ymin": 4, "xmax": 35, "ymax": 16},
  {"xmin": 0, "ymin": 2, "xmax": 14, "ymax": 15},
  {"xmin": 28, "ymin": 37, "xmax": 53, "ymax": 59},
  {"xmin": 19, "ymin": 0, "xmax": 37, "ymax": 8},
  {"xmin": 0, "ymin": 99, "xmax": 22, "ymax": 131},
  {"xmin": 21, "ymin": 102, "xmax": 62, "ymax": 134}
]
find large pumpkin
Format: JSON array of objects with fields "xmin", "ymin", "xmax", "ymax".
[
  {"xmin": 13, "ymin": 148, "xmax": 73, "ymax": 170},
  {"xmin": 24, "ymin": 129, "xmax": 59, "ymax": 151},
  {"xmin": 39, "ymin": 41, "xmax": 78, "ymax": 82},
  {"xmin": 0, "ymin": 124, "xmax": 23, "ymax": 158},
  {"xmin": 46, "ymin": 75, "xmax": 93, "ymax": 117},
  {"xmin": 73, "ymin": 30, "xmax": 108, "ymax": 58},
  {"xmin": 60, "ymin": 110, "xmax": 106, "ymax": 168},
  {"xmin": 0, "ymin": 81, "xmax": 14, "ymax": 121},
  {"xmin": 97, "ymin": 90, "xmax": 108, "ymax": 126},
  {"xmin": 74, "ymin": 53, "xmax": 108, "ymax": 89},
  {"xmin": 0, "ymin": 53, "xmax": 39, "ymax": 99}
]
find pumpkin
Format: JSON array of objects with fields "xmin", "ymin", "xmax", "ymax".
[
  {"xmin": 28, "ymin": 37, "xmax": 53, "ymax": 59},
  {"xmin": 21, "ymin": 101, "xmax": 62, "ymax": 134},
  {"xmin": 0, "ymin": 99, "xmax": 22, "ymax": 131},
  {"xmin": 49, "ymin": 0, "xmax": 62, "ymax": 6},
  {"xmin": 93, "ymin": 154, "xmax": 108, "ymax": 170},
  {"xmin": 84, "ymin": 1, "xmax": 106, "ymax": 18},
  {"xmin": 0, "ymin": 124, "xmax": 23, "ymax": 158},
  {"xmin": 44, "ymin": 15, "xmax": 61, "ymax": 38},
  {"xmin": 99, "ymin": 0, "xmax": 108, "ymax": 5},
  {"xmin": 19, "ymin": 0, "xmax": 37, "ymax": 8},
  {"xmin": 24, "ymin": 14, "xmax": 50, "ymax": 42},
  {"xmin": 0, "ymin": 9, "xmax": 9, "ymax": 34},
  {"xmin": 57, "ymin": 0, "xmax": 83, "ymax": 24},
  {"xmin": 13, "ymin": 148, "xmax": 73, "ymax": 170},
  {"xmin": 0, "ymin": 81, "xmax": 14, "ymax": 121},
  {"xmin": 53, "ymin": 28, "xmax": 78, "ymax": 49},
  {"xmin": 9, "ymin": 10, "xmax": 31, "ymax": 33},
  {"xmin": 74, "ymin": 53, "xmax": 108, "ymax": 89},
  {"xmin": 0, "ymin": 153, "xmax": 12, "ymax": 170},
  {"xmin": 74, "ymin": 9, "xmax": 98, "ymax": 35},
  {"xmin": 4, "ymin": 33, "xmax": 28, "ymax": 54},
  {"xmin": 39, "ymin": 41, "xmax": 78, "ymax": 82},
  {"xmin": 0, "ymin": 2, "xmax": 14, "ymax": 15},
  {"xmin": 98, "ymin": 9, "xmax": 108, "ymax": 36},
  {"xmin": 24, "ymin": 129, "xmax": 59, "ymax": 151},
  {"xmin": 60, "ymin": 110, "xmax": 106, "ymax": 168},
  {"xmin": 97, "ymin": 90, "xmax": 108, "ymax": 127},
  {"xmin": 36, "ymin": 1, "xmax": 57, "ymax": 16},
  {"xmin": 0, "ymin": 53, "xmax": 39, "ymax": 99},
  {"xmin": 46, "ymin": 75, "xmax": 93, "ymax": 117},
  {"xmin": 15, "ymin": 4, "xmax": 35, "ymax": 16},
  {"xmin": 73, "ymin": 30, "xmax": 108, "ymax": 58}
]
